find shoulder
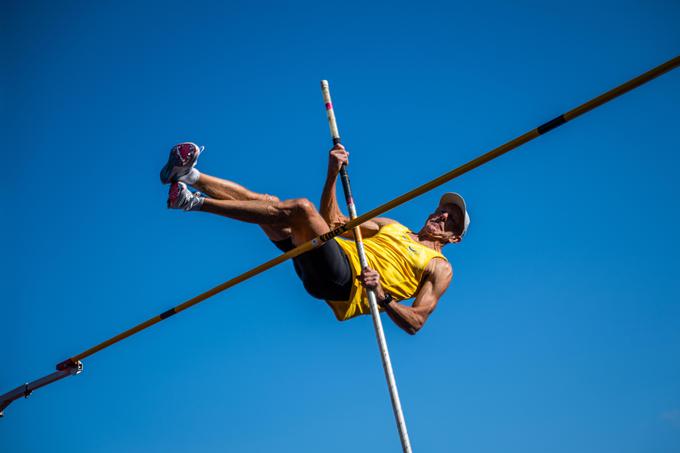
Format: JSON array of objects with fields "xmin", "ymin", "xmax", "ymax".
[
  {"xmin": 358, "ymin": 217, "xmax": 399, "ymax": 239},
  {"xmin": 426, "ymin": 258, "xmax": 453, "ymax": 284},
  {"xmin": 369, "ymin": 218, "xmax": 401, "ymax": 236},
  {"xmin": 373, "ymin": 218, "xmax": 399, "ymax": 228}
]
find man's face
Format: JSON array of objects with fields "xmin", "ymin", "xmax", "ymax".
[{"xmin": 422, "ymin": 203, "xmax": 464, "ymax": 242}]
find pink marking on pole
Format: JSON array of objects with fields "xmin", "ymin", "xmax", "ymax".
[{"xmin": 325, "ymin": 102, "xmax": 333, "ymax": 110}]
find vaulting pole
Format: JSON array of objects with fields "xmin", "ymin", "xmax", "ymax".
[
  {"xmin": 1, "ymin": 55, "xmax": 676, "ymax": 417},
  {"xmin": 321, "ymin": 80, "xmax": 413, "ymax": 453}
]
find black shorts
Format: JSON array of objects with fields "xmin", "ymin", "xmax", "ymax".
[{"xmin": 273, "ymin": 237, "xmax": 352, "ymax": 301}]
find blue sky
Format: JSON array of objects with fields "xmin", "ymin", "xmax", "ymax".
[{"xmin": 2, "ymin": 1, "xmax": 679, "ymax": 452}]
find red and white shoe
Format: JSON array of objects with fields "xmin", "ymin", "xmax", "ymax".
[
  {"xmin": 167, "ymin": 182, "xmax": 204, "ymax": 211},
  {"xmin": 160, "ymin": 142, "xmax": 203, "ymax": 184}
]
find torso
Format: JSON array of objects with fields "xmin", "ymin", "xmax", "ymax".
[{"xmin": 327, "ymin": 223, "xmax": 448, "ymax": 321}]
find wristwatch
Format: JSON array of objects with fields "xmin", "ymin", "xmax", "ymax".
[{"xmin": 377, "ymin": 293, "xmax": 393, "ymax": 308}]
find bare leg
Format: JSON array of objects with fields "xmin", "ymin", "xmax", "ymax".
[
  {"xmin": 192, "ymin": 173, "xmax": 291, "ymax": 241},
  {"xmin": 193, "ymin": 173, "xmax": 331, "ymax": 245},
  {"xmin": 193, "ymin": 173, "xmax": 274, "ymax": 203}
]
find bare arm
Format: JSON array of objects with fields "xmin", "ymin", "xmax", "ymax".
[
  {"xmin": 320, "ymin": 145, "xmax": 395, "ymax": 239},
  {"xmin": 319, "ymin": 145, "xmax": 349, "ymax": 228},
  {"xmin": 358, "ymin": 259, "xmax": 453, "ymax": 335}
]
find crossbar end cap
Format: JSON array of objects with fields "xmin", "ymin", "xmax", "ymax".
[{"xmin": 56, "ymin": 359, "xmax": 84, "ymax": 374}]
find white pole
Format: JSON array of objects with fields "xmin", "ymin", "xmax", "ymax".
[{"xmin": 321, "ymin": 80, "xmax": 413, "ymax": 453}]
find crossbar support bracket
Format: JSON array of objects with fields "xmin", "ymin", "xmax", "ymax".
[{"xmin": 0, "ymin": 361, "xmax": 82, "ymax": 417}]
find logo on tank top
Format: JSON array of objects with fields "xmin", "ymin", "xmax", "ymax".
[{"xmin": 402, "ymin": 233, "xmax": 420, "ymax": 255}]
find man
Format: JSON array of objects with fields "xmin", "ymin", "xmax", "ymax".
[{"xmin": 161, "ymin": 142, "xmax": 470, "ymax": 334}]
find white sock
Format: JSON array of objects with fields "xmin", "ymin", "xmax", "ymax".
[{"xmin": 180, "ymin": 168, "xmax": 200, "ymax": 185}]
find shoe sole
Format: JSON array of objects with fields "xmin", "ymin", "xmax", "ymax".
[{"xmin": 160, "ymin": 143, "xmax": 202, "ymax": 184}]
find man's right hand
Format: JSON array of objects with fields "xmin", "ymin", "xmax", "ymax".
[
  {"xmin": 357, "ymin": 266, "xmax": 387, "ymax": 301},
  {"xmin": 328, "ymin": 144, "xmax": 349, "ymax": 176}
]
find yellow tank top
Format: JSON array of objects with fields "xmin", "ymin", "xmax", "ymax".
[{"xmin": 326, "ymin": 222, "xmax": 447, "ymax": 321}]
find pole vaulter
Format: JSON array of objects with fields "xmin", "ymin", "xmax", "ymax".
[{"xmin": 1, "ymin": 57, "xmax": 678, "ymax": 427}]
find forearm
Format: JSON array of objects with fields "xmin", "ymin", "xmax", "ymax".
[
  {"xmin": 320, "ymin": 174, "xmax": 348, "ymax": 227},
  {"xmin": 381, "ymin": 301, "xmax": 424, "ymax": 335},
  {"xmin": 360, "ymin": 264, "xmax": 446, "ymax": 335}
]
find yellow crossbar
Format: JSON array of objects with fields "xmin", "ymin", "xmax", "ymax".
[{"xmin": 56, "ymin": 54, "xmax": 679, "ymax": 370}]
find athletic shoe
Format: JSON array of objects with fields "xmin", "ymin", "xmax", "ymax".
[
  {"xmin": 167, "ymin": 182, "xmax": 204, "ymax": 211},
  {"xmin": 160, "ymin": 142, "xmax": 204, "ymax": 184}
]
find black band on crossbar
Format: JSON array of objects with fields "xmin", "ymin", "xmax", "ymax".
[
  {"xmin": 537, "ymin": 115, "xmax": 567, "ymax": 135},
  {"xmin": 159, "ymin": 308, "xmax": 177, "ymax": 320}
]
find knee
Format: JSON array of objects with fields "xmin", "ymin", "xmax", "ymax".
[
  {"xmin": 263, "ymin": 194, "xmax": 280, "ymax": 203},
  {"xmin": 286, "ymin": 197, "xmax": 317, "ymax": 221}
]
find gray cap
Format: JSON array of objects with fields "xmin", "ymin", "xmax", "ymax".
[{"xmin": 439, "ymin": 192, "xmax": 470, "ymax": 237}]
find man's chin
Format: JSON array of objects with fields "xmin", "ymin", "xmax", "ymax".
[{"xmin": 423, "ymin": 226, "xmax": 445, "ymax": 239}]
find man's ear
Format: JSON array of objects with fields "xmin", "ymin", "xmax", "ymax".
[{"xmin": 449, "ymin": 235, "xmax": 461, "ymax": 244}]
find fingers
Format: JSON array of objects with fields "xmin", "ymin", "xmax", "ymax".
[
  {"xmin": 329, "ymin": 148, "xmax": 349, "ymax": 158},
  {"xmin": 330, "ymin": 143, "xmax": 348, "ymax": 156},
  {"xmin": 329, "ymin": 147, "xmax": 349, "ymax": 168},
  {"xmin": 357, "ymin": 267, "xmax": 380, "ymax": 288},
  {"xmin": 360, "ymin": 266, "xmax": 377, "ymax": 276},
  {"xmin": 330, "ymin": 149, "xmax": 349, "ymax": 157},
  {"xmin": 334, "ymin": 153, "xmax": 349, "ymax": 165}
]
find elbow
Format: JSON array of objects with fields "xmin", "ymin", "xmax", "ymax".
[
  {"xmin": 328, "ymin": 216, "xmax": 348, "ymax": 231},
  {"xmin": 405, "ymin": 318, "xmax": 425, "ymax": 335}
]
